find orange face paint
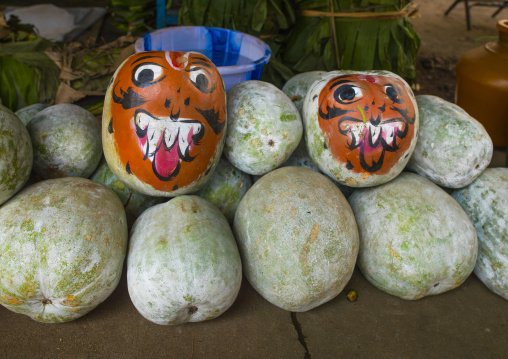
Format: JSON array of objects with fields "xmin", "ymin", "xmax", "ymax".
[
  {"xmin": 317, "ymin": 74, "xmax": 416, "ymax": 175},
  {"xmin": 105, "ymin": 51, "xmax": 226, "ymax": 192}
]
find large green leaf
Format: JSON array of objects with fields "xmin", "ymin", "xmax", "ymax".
[
  {"xmin": 284, "ymin": 0, "xmax": 419, "ymax": 84},
  {"xmin": 252, "ymin": 0, "xmax": 268, "ymax": 32},
  {"xmin": 350, "ymin": 20, "xmax": 379, "ymax": 70},
  {"xmin": 0, "ymin": 55, "xmax": 38, "ymax": 110},
  {"xmin": 0, "ymin": 37, "xmax": 60, "ymax": 111}
]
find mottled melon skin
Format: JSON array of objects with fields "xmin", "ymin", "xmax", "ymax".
[
  {"xmin": 281, "ymin": 139, "xmax": 355, "ymax": 199},
  {"xmin": 15, "ymin": 103, "xmax": 48, "ymax": 126},
  {"xmin": 27, "ymin": 104, "xmax": 102, "ymax": 180},
  {"xmin": 407, "ymin": 95, "xmax": 493, "ymax": 188},
  {"xmin": 127, "ymin": 195, "xmax": 242, "ymax": 325},
  {"xmin": 233, "ymin": 166, "xmax": 359, "ymax": 312},
  {"xmin": 349, "ymin": 172, "xmax": 478, "ymax": 300},
  {"xmin": 224, "ymin": 80, "xmax": 303, "ymax": 175},
  {"xmin": 282, "ymin": 71, "xmax": 326, "ymax": 114},
  {"xmin": 0, "ymin": 177, "xmax": 128, "ymax": 323},
  {"xmin": 90, "ymin": 160, "xmax": 165, "ymax": 229},
  {"xmin": 0, "ymin": 104, "xmax": 33, "ymax": 206},
  {"xmin": 195, "ymin": 158, "xmax": 252, "ymax": 223},
  {"xmin": 452, "ymin": 168, "xmax": 508, "ymax": 300}
]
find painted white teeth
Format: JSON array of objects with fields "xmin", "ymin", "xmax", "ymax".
[
  {"xmin": 136, "ymin": 112, "xmax": 150, "ymax": 132},
  {"xmin": 178, "ymin": 125, "xmax": 190, "ymax": 155},
  {"xmin": 370, "ymin": 125, "xmax": 381, "ymax": 144},
  {"xmin": 386, "ymin": 127, "xmax": 395, "ymax": 145},
  {"xmin": 134, "ymin": 112, "xmax": 202, "ymax": 159},
  {"xmin": 163, "ymin": 126, "xmax": 177, "ymax": 149},
  {"xmin": 350, "ymin": 124, "xmax": 364, "ymax": 145},
  {"xmin": 178, "ymin": 123, "xmax": 202, "ymax": 155}
]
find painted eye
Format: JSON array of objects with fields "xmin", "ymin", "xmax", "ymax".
[
  {"xmin": 132, "ymin": 63, "xmax": 165, "ymax": 88},
  {"xmin": 334, "ymin": 85, "xmax": 362, "ymax": 104},
  {"xmin": 189, "ymin": 67, "xmax": 214, "ymax": 94},
  {"xmin": 385, "ymin": 85, "xmax": 399, "ymax": 102}
]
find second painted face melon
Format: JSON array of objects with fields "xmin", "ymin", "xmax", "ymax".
[
  {"xmin": 103, "ymin": 51, "xmax": 227, "ymax": 196},
  {"xmin": 303, "ymin": 70, "xmax": 419, "ymax": 187}
]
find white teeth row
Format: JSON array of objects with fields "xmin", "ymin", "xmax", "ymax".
[
  {"xmin": 135, "ymin": 112, "xmax": 201, "ymax": 158},
  {"xmin": 348, "ymin": 122, "xmax": 403, "ymax": 147}
]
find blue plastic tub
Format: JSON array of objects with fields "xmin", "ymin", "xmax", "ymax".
[{"xmin": 134, "ymin": 26, "xmax": 271, "ymax": 91}]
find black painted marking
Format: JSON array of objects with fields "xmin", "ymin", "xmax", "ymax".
[
  {"xmin": 126, "ymin": 162, "xmax": 132, "ymax": 174},
  {"xmin": 131, "ymin": 54, "xmax": 163, "ymax": 66},
  {"xmin": 196, "ymin": 107, "xmax": 225, "ymax": 135},
  {"xmin": 165, "ymin": 98, "xmax": 171, "ymax": 108},
  {"xmin": 112, "ymin": 85, "xmax": 147, "ymax": 110},
  {"xmin": 173, "ymin": 184, "xmax": 178, "ymax": 191},
  {"xmin": 184, "ymin": 97, "xmax": 190, "ymax": 106},
  {"xmin": 108, "ymin": 118, "xmax": 113, "ymax": 134},
  {"xmin": 319, "ymin": 106, "xmax": 352, "ymax": 120},
  {"xmin": 323, "ymin": 141, "xmax": 328, "ymax": 149},
  {"xmin": 346, "ymin": 159, "xmax": 354, "ymax": 170}
]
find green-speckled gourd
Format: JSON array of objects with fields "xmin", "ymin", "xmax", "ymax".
[
  {"xmin": 0, "ymin": 177, "xmax": 128, "ymax": 322},
  {"xmin": 349, "ymin": 172, "xmax": 478, "ymax": 300},
  {"xmin": 224, "ymin": 80, "xmax": 302, "ymax": 175},
  {"xmin": 127, "ymin": 195, "xmax": 242, "ymax": 325},
  {"xmin": 195, "ymin": 157, "xmax": 252, "ymax": 223},
  {"xmin": 407, "ymin": 95, "xmax": 493, "ymax": 188},
  {"xmin": 15, "ymin": 103, "xmax": 48, "ymax": 126},
  {"xmin": 282, "ymin": 71, "xmax": 326, "ymax": 114},
  {"xmin": 452, "ymin": 168, "xmax": 508, "ymax": 300},
  {"xmin": 27, "ymin": 104, "xmax": 102, "ymax": 180},
  {"xmin": 234, "ymin": 166, "xmax": 359, "ymax": 312}
]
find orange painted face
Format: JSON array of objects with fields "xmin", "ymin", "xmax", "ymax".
[
  {"xmin": 106, "ymin": 51, "xmax": 226, "ymax": 192},
  {"xmin": 318, "ymin": 74, "xmax": 416, "ymax": 174}
]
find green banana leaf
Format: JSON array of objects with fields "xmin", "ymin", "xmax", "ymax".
[
  {"xmin": 284, "ymin": 0, "xmax": 420, "ymax": 84},
  {"xmin": 0, "ymin": 38, "xmax": 60, "ymax": 111},
  {"xmin": 109, "ymin": 0, "xmax": 156, "ymax": 34}
]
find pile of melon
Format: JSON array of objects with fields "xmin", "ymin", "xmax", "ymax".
[{"xmin": 0, "ymin": 63, "xmax": 506, "ymax": 326}]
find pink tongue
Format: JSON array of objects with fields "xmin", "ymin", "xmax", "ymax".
[{"xmin": 154, "ymin": 137, "xmax": 180, "ymax": 178}]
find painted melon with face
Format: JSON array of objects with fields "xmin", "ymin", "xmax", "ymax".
[
  {"xmin": 302, "ymin": 70, "xmax": 419, "ymax": 187},
  {"xmin": 103, "ymin": 51, "xmax": 227, "ymax": 196}
]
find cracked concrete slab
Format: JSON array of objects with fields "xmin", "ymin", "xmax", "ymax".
[
  {"xmin": 0, "ymin": 275, "xmax": 305, "ymax": 358},
  {"xmin": 296, "ymin": 269, "xmax": 508, "ymax": 358}
]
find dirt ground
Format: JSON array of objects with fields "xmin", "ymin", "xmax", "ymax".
[{"xmin": 411, "ymin": 0, "xmax": 500, "ymax": 103}]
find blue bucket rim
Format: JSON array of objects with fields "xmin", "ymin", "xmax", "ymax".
[{"xmin": 134, "ymin": 26, "xmax": 271, "ymax": 75}]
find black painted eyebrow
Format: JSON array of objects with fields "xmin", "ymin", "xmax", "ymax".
[
  {"xmin": 191, "ymin": 55, "xmax": 213, "ymax": 63},
  {"xmin": 189, "ymin": 60, "xmax": 213, "ymax": 69},
  {"xmin": 329, "ymin": 79, "xmax": 354, "ymax": 90},
  {"xmin": 131, "ymin": 55, "xmax": 163, "ymax": 66}
]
